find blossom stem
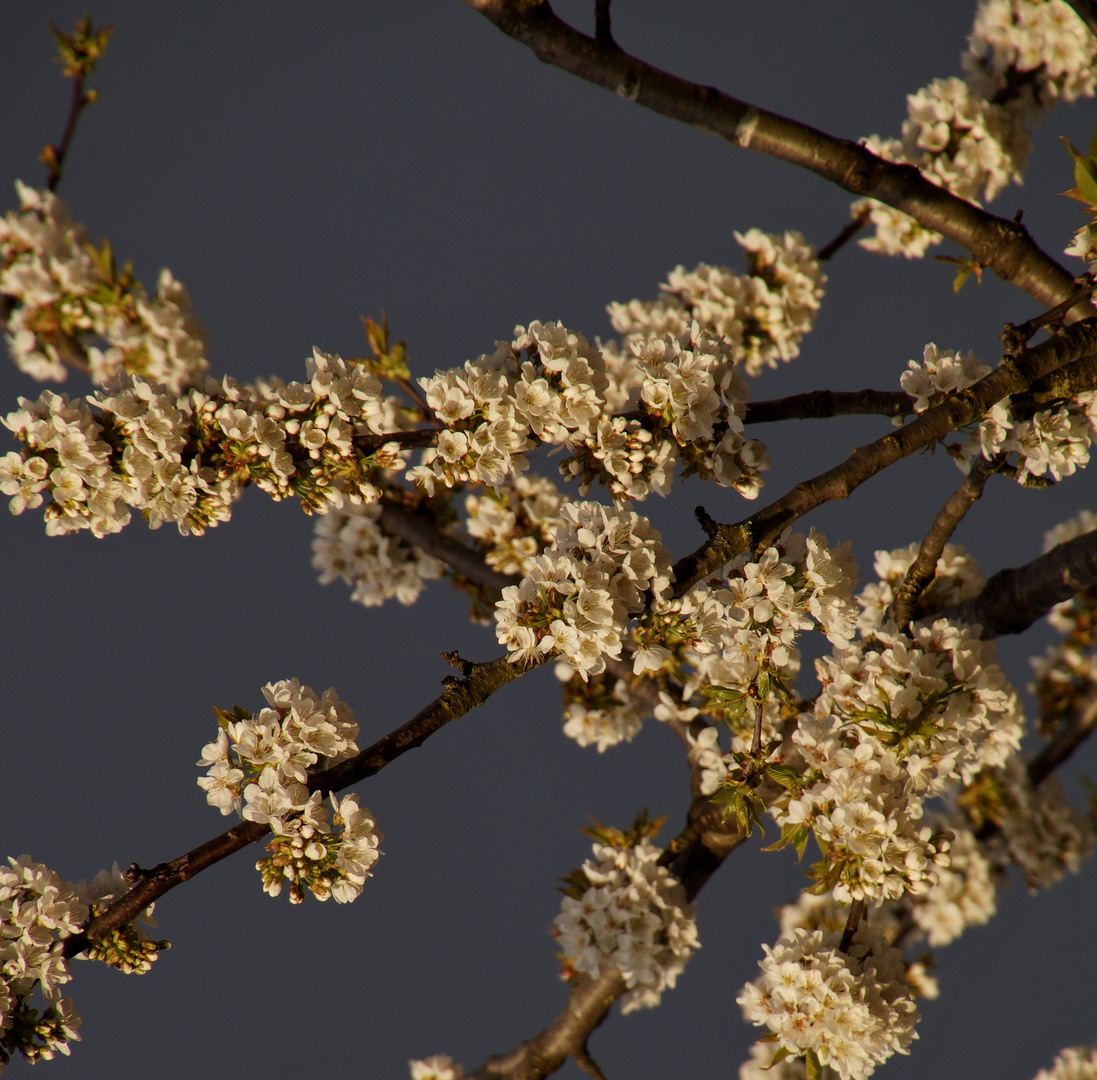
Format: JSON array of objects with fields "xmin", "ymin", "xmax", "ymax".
[
  {"xmin": 838, "ymin": 897, "xmax": 865, "ymax": 954},
  {"xmin": 816, "ymin": 206, "xmax": 871, "ymax": 262}
]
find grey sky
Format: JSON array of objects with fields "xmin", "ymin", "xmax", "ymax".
[{"xmin": 1, "ymin": 2, "xmax": 1095, "ymax": 1077}]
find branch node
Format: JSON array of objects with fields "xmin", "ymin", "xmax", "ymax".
[
  {"xmin": 694, "ymin": 505, "xmax": 720, "ymax": 538},
  {"xmin": 442, "ymin": 650, "xmax": 475, "ymax": 677}
]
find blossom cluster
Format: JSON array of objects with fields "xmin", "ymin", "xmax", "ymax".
[
  {"xmin": 197, "ymin": 679, "xmax": 381, "ymax": 904},
  {"xmin": 856, "ymin": 0, "xmax": 1096, "ymax": 258},
  {"xmin": 0, "ymin": 182, "xmax": 208, "ymax": 390},
  {"xmin": 636, "ymin": 529, "xmax": 857, "ymax": 771},
  {"xmin": 313, "ymin": 501, "xmax": 445, "ymax": 609},
  {"xmin": 494, "ymin": 500, "xmax": 672, "ymax": 679},
  {"xmin": 554, "ymin": 839, "xmax": 699, "ymax": 1014},
  {"xmin": 1032, "ymin": 1043, "xmax": 1097, "ymax": 1080},
  {"xmin": 606, "ymin": 229, "xmax": 826, "ymax": 378},
  {"xmin": 409, "ymin": 319, "xmax": 767, "ymax": 504},
  {"xmin": 2, "ymin": 349, "xmax": 411, "ymax": 535},
  {"xmin": 737, "ymin": 923, "xmax": 919, "ymax": 1080},
  {"xmin": 910, "ymin": 823, "xmax": 998, "ymax": 946},
  {"xmin": 897, "ymin": 342, "xmax": 1097, "ymax": 485},
  {"xmin": 556, "ymin": 662, "xmax": 650, "ymax": 752},
  {"xmin": 994, "ymin": 757, "xmax": 1093, "ymax": 892},
  {"xmin": 408, "ymin": 1055, "xmax": 464, "ymax": 1080},
  {"xmin": 964, "ymin": 0, "xmax": 1097, "ymax": 110},
  {"xmin": 465, "ymin": 473, "xmax": 568, "ymax": 577},
  {"xmin": 776, "ymin": 619, "xmax": 1023, "ymax": 902},
  {"xmin": 0, "ymin": 856, "xmax": 85, "ymax": 1067}
]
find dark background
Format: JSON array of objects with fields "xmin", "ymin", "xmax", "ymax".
[{"xmin": 1, "ymin": 2, "xmax": 1095, "ymax": 1077}]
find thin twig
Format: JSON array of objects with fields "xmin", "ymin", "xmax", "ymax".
[
  {"xmin": 574, "ymin": 1042, "xmax": 610, "ymax": 1080},
  {"xmin": 816, "ymin": 206, "xmax": 871, "ymax": 261},
  {"xmin": 743, "ymin": 388, "xmax": 911, "ymax": 425},
  {"xmin": 44, "ymin": 68, "xmax": 88, "ymax": 192},
  {"xmin": 838, "ymin": 897, "xmax": 865, "ymax": 954},
  {"xmin": 1001, "ymin": 274, "xmax": 1097, "ymax": 355},
  {"xmin": 888, "ymin": 454, "xmax": 1004, "ymax": 629},
  {"xmin": 1028, "ymin": 684, "xmax": 1097, "ymax": 788},
  {"xmin": 594, "ymin": 0, "xmax": 614, "ymax": 48}
]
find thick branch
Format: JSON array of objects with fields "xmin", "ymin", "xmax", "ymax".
[
  {"xmin": 463, "ymin": 0, "xmax": 1079, "ymax": 312},
  {"xmin": 62, "ymin": 652, "xmax": 533, "ymax": 956},
  {"xmin": 938, "ymin": 529, "xmax": 1097, "ymax": 638},
  {"xmin": 673, "ymin": 318, "xmax": 1097, "ymax": 593},
  {"xmin": 378, "ymin": 497, "xmax": 519, "ymax": 592},
  {"xmin": 743, "ymin": 388, "xmax": 911, "ymax": 425}
]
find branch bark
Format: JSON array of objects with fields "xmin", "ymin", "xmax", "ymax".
[
  {"xmin": 743, "ymin": 388, "xmax": 911, "ymax": 425},
  {"xmin": 462, "ymin": 0, "xmax": 1081, "ymax": 313},
  {"xmin": 937, "ymin": 528, "xmax": 1097, "ymax": 638}
]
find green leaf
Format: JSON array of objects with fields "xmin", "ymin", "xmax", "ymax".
[
  {"xmin": 756, "ymin": 668, "xmax": 771, "ymax": 704},
  {"xmin": 953, "ymin": 264, "xmax": 973, "ymax": 293},
  {"xmin": 805, "ymin": 1048, "xmax": 822, "ymax": 1080},
  {"xmin": 764, "ymin": 1045, "xmax": 795, "ymax": 1070},
  {"xmin": 765, "ymin": 763, "xmax": 804, "ymax": 791},
  {"xmin": 1061, "ymin": 136, "xmax": 1097, "ymax": 209}
]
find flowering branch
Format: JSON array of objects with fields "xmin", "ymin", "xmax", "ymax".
[
  {"xmin": 61, "ymin": 652, "xmax": 534, "ymax": 956},
  {"xmin": 468, "ymin": 812, "xmax": 748, "ymax": 1080},
  {"xmin": 461, "ymin": 0, "xmax": 1080, "ymax": 311},
  {"xmin": 673, "ymin": 316, "xmax": 1097, "ymax": 592},
  {"xmin": 939, "ymin": 527, "xmax": 1097, "ymax": 638},
  {"xmin": 41, "ymin": 16, "xmax": 113, "ymax": 193}
]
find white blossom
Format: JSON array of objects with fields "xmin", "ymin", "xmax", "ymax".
[
  {"xmin": 494, "ymin": 501, "xmax": 672, "ymax": 680},
  {"xmin": 409, "ymin": 1054, "xmax": 464, "ymax": 1080},
  {"xmin": 1032, "ymin": 1042, "xmax": 1097, "ymax": 1080},
  {"xmin": 313, "ymin": 501, "xmax": 444, "ymax": 608},
  {"xmin": 737, "ymin": 923, "xmax": 919, "ymax": 1080},
  {"xmin": 197, "ymin": 680, "xmax": 380, "ymax": 904},
  {"xmin": 554, "ymin": 840, "xmax": 699, "ymax": 1014},
  {"xmin": 0, "ymin": 182, "xmax": 208, "ymax": 391},
  {"xmin": 0, "ymin": 856, "xmax": 87, "ymax": 1065}
]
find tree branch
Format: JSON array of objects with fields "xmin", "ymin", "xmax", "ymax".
[
  {"xmin": 937, "ymin": 529, "xmax": 1097, "ymax": 639},
  {"xmin": 462, "ymin": 0, "xmax": 1081, "ymax": 313},
  {"xmin": 742, "ymin": 388, "xmax": 911, "ymax": 425},
  {"xmin": 1029, "ymin": 682, "xmax": 1097, "ymax": 787},
  {"xmin": 672, "ymin": 317, "xmax": 1097, "ymax": 593},
  {"xmin": 62, "ymin": 652, "xmax": 536, "ymax": 956},
  {"xmin": 888, "ymin": 454, "xmax": 1003, "ymax": 628}
]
